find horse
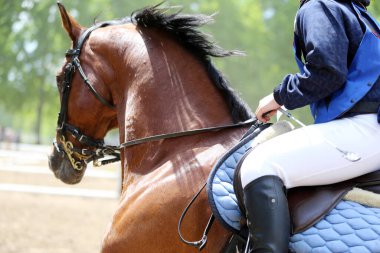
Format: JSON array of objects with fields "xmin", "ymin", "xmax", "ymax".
[{"xmin": 49, "ymin": 3, "xmax": 253, "ymax": 252}]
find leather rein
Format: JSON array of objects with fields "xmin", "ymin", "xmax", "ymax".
[{"xmin": 54, "ymin": 21, "xmax": 256, "ymax": 171}]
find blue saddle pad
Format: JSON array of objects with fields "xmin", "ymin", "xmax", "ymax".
[
  {"xmin": 206, "ymin": 124, "xmax": 268, "ymax": 232},
  {"xmin": 290, "ymin": 200, "xmax": 380, "ymax": 252}
]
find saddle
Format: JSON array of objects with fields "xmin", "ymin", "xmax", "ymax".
[
  {"xmin": 235, "ymin": 160, "xmax": 380, "ymax": 233},
  {"xmin": 207, "ymin": 122, "xmax": 380, "ymax": 234}
]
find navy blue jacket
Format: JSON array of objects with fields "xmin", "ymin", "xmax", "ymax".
[{"xmin": 273, "ymin": 0, "xmax": 380, "ymax": 114}]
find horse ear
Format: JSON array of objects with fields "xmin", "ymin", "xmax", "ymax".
[{"xmin": 57, "ymin": 2, "xmax": 83, "ymax": 42}]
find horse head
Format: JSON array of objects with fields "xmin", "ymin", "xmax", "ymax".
[{"xmin": 48, "ymin": 3, "xmax": 118, "ymax": 184}]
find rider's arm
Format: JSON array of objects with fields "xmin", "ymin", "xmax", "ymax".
[{"xmin": 273, "ymin": 1, "xmax": 362, "ymax": 109}]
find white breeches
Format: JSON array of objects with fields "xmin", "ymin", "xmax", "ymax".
[{"xmin": 240, "ymin": 114, "xmax": 380, "ymax": 189}]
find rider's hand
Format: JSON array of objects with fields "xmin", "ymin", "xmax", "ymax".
[{"xmin": 255, "ymin": 93, "xmax": 281, "ymax": 123}]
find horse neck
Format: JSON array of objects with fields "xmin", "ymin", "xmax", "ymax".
[{"xmin": 113, "ymin": 27, "xmax": 236, "ymax": 176}]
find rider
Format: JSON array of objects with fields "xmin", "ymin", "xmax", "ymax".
[{"xmin": 241, "ymin": 0, "xmax": 380, "ymax": 251}]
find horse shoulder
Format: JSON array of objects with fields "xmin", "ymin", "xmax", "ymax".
[{"xmin": 101, "ymin": 133, "xmax": 242, "ymax": 253}]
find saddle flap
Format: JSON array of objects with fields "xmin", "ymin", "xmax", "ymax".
[
  {"xmin": 288, "ymin": 169, "xmax": 380, "ymax": 234},
  {"xmin": 288, "ymin": 181, "xmax": 353, "ymax": 234}
]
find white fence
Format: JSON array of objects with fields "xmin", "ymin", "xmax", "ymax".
[{"xmin": 0, "ymin": 143, "xmax": 120, "ymax": 199}]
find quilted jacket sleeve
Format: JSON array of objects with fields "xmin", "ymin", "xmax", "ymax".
[{"xmin": 273, "ymin": 0, "xmax": 353, "ymax": 109}]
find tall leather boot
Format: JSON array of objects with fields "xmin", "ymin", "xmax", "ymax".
[{"xmin": 243, "ymin": 175, "xmax": 290, "ymax": 252}]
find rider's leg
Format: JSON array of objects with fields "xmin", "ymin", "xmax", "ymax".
[
  {"xmin": 243, "ymin": 175, "xmax": 290, "ymax": 252},
  {"xmin": 240, "ymin": 114, "xmax": 380, "ymax": 252},
  {"xmin": 241, "ymin": 114, "xmax": 380, "ymax": 189}
]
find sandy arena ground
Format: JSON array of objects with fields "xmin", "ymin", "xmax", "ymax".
[{"xmin": 0, "ymin": 144, "xmax": 120, "ymax": 253}]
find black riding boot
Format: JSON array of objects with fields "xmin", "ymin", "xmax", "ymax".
[{"xmin": 243, "ymin": 175, "xmax": 290, "ymax": 253}]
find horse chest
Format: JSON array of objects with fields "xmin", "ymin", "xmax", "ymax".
[{"xmin": 102, "ymin": 145, "xmax": 232, "ymax": 253}]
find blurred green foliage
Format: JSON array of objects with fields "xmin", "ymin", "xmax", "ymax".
[{"xmin": 0, "ymin": 0, "xmax": 379, "ymax": 143}]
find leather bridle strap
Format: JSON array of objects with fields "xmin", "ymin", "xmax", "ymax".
[
  {"xmin": 57, "ymin": 63, "xmax": 75, "ymax": 129},
  {"xmin": 120, "ymin": 118, "xmax": 257, "ymax": 148},
  {"xmin": 64, "ymin": 123, "xmax": 105, "ymax": 148},
  {"xmin": 178, "ymin": 182, "xmax": 214, "ymax": 250},
  {"xmin": 57, "ymin": 21, "xmax": 116, "ymax": 130},
  {"xmin": 72, "ymin": 57, "xmax": 115, "ymax": 109},
  {"xmin": 65, "ymin": 21, "xmax": 116, "ymax": 109}
]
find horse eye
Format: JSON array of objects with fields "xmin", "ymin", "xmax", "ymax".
[{"xmin": 56, "ymin": 75, "xmax": 65, "ymax": 94}]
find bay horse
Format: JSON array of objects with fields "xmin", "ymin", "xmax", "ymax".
[{"xmin": 49, "ymin": 3, "xmax": 254, "ymax": 252}]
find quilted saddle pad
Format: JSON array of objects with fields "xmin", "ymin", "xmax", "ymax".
[{"xmin": 206, "ymin": 123, "xmax": 272, "ymax": 232}]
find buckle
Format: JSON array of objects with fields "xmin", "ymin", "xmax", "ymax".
[{"xmin": 65, "ymin": 49, "xmax": 80, "ymax": 56}]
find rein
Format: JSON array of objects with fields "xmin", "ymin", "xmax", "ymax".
[
  {"xmin": 120, "ymin": 119, "xmax": 256, "ymax": 148},
  {"xmin": 177, "ymin": 121, "xmax": 262, "ymax": 251}
]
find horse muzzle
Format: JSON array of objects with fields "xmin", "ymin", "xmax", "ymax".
[{"xmin": 48, "ymin": 144, "xmax": 87, "ymax": 184}]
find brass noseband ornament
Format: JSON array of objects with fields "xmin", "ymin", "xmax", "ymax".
[
  {"xmin": 54, "ymin": 22, "xmax": 121, "ymax": 171},
  {"xmin": 59, "ymin": 136, "xmax": 87, "ymax": 171}
]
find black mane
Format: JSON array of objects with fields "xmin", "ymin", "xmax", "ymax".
[{"xmin": 131, "ymin": 4, "xmax": 253, "ymax": 122}]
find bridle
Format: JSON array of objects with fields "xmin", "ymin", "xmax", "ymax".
[
  {"xmin": 54, "ymin": 21, "xmax": 123, "ymax": 171},
  {"xmin": 54, "ymin": 20, "xmax": 258, "ymax": 172}
]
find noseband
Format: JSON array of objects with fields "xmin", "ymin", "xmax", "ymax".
[{"xmin": 54, "ymin": 20, "xmax": 258, "ymax": 172}]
